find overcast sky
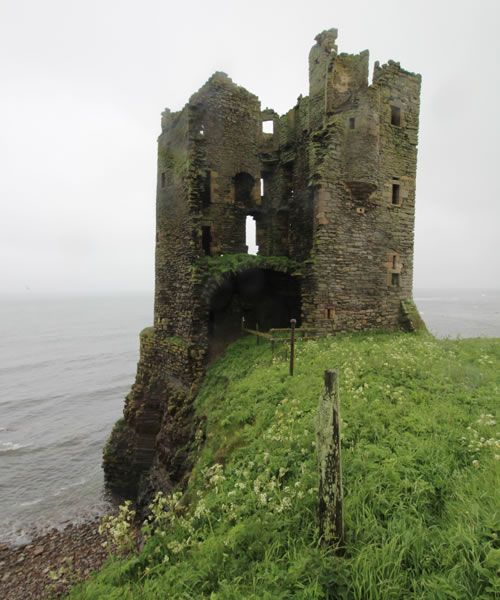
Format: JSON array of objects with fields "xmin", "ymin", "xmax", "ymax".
[{"xmin": 1, "ymin": 0, "xmax": 499, "ymax": 294}]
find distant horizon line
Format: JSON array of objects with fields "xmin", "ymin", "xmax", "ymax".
[{"xmin": 1, "ymin": 288, "xmax": 500, "ymax": 299}]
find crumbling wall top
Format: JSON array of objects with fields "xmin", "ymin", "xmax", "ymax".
[{"xmin": 313, "ymin": 28, "xmax": 338, "ymax": 54}]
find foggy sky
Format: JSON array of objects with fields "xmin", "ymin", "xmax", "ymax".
[{"xmin": 1, "ymin": 0, "xmax": 499, "ymax": 294}]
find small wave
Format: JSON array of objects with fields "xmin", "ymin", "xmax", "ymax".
[
  {"xmin": 0, "ymin": 441, "xmax": 32, "ymax": 453},
  {"xmin": 0, "ymin": 358, "xmax": 54, "ymax": 376},
  {"xmin": 19, "ymin": 498, "xmax": 43, "ymax": 507},
  {"xmin": 53, "ymin": 478, "xmax": 87, "ymax": 496}
]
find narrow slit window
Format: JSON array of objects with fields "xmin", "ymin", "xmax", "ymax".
[
  {"xmin": 202, "ymin": 226, "xmax": 211, "ymax": 256},
  {"xmin": 262, "ymin": 120, "xmax": 274, "ymax": 134},
  {"xmin": 201, "ymin": 170, "xmax": 211, "ymax": 208},
  {"xmin": 260, "ymin": 178, "xmax": 264, "ymax": 197},
  {"xmin": 392, "ymin": 183, "xmax": 400, "ymax": 205},
  {"xmin": 349, "ymin": 117, "xmax": 355, "ymax": 129},
  {"xmin": 245, "ymin": 215, "xmax": 258, "ymax": 255},
  {"xmin": 391, "ymin": 105, "xmax": 401, "ymax": 126},
  {"xmin": 161, "ymin": 172, "xmax": 166, "ymax": 188},
  {"xmin": 391, "ymin": 272, "xmax": 400, "ymax": 286},
  {"xmin": 326, "ymin": 307, "xmax": 335, "ymax": 320},
  {"xmin": 392, "ymin": 255, "xmax": 397, "ymax": 269}
]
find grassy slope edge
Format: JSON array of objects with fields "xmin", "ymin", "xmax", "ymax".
[{"xmin": 70, "ymin": 333, "xmax": 500, "ymax": 599}]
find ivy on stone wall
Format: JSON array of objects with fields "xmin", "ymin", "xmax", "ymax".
[{"xmin": 194, "ymin": 253, "xmax": 302, "ymax": 285}]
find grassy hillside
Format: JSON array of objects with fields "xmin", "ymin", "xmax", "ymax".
[{"xmin": 70, "ymin": 333, "xmax": 499, "ymax": 599}]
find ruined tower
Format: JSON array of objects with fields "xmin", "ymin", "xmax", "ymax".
[{"xmin": 104, "ymin": 29, "xmax": 422, "ymax": 496}]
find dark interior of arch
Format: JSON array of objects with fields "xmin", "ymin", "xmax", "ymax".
[{"xmin": 207, "ymin": 268, "xmax": 301, "ymax": 361}]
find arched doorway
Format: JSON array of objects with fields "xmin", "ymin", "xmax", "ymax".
[{"xmin": 207, "ymin": 268, "xmax": 301, "ymax": 361}]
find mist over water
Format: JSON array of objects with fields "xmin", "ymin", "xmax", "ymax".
[
  {"xmin": 415, "ymin": 289, "xmax": 500, "ymax": 338},
  {"xmin": 0, "ymin": 290, "xmax": 498, "ymax": 546}
]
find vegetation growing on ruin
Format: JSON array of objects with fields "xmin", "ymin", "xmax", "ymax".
[
  {"xmin": 195, "ymin": 254, "xmax": 301, "ymax": 284},
  {"xmin": 70, "ymin": 333, "xmax": 499, "ymax": 599},
  {"xmin": 139, "ymin": 327, "xmax": 154, "ymax": 341}
]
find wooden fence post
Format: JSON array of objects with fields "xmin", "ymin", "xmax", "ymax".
[
  {"xmin": 316, "ymin": 369, "xmax": 344, "ymax": 552},
  {"xmin": 289, "ymin": 318, "xmax": 296, "ymax": 376}
]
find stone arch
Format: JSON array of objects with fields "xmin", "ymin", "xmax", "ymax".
[{"xmin": 202, "ymin": 266, "xmax": 301, "ymax": 361}]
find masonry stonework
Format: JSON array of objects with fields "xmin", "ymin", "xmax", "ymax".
[{"xmin": 104, "ymin": 29, "xmax": 422, "ymax": 498}]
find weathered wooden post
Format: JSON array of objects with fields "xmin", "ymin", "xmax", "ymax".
[
  {"xmin": 289, "ymin": 318, "xmax": 296, "ymax": 376},
  {"xmin": 316, "ymin": 369, "xmax": 344, "ymax": 552}
]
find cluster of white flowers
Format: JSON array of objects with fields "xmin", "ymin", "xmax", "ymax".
[
  {"xmin": 462, "ymin": 413, "xmax": 500, "ymax": 467},
  {"xmin": 477, "ymin": 354, "xmax": 494, "ymax": 366},
  {"xmin": 99, "ymin": 500, "xmax": 136, "ymax": 554},
  {"xmin": 203, "ymin": 463, "xmax": 226, "ymax": 491},
  {"xmin": 262, "ymin": 396, "xmax": 312, "ymax": 445},
  {"xmin": 476, "ymin": 413, "xmax": 496, "ymax": 427}
]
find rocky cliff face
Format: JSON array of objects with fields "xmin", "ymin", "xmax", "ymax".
[{"xmin": 103, "ymin": 326, "xmax": 204, "ymax": 501}]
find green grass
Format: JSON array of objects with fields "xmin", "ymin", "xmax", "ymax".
[{"xmin": 70, "ymin": 332, "xmax": 500, "ymax": 599}]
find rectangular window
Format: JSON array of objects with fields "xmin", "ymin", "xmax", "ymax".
[
  {"xmin": 161, "ymin": 172, "xmax": 166, "ymax": 188},
  {"xmin": 326, "ymin": 307, "xmax": 335, "ymax": 320},
  {"xmin": 391, "ymin": 273, "xmax": 400, "ymax": 286},
  {"xmin": 349, "ymin": 117, "xmax": 355, "ymax": 129},
  {"xmin": 391, "ymin": 105, "xmax": 401, "ymax": 126},
  {"xmin": 202, "ymin": 226, "xmax": 211, "ymax": 256},
  {"xmin": 392, "ymin": 255, "xmax": 397, "ymax": 269},
  {"xmin": 392, "ymin": 183, "xmax": 400, "ymax": 205},
  {"xmin": 262, "ymin": 120, "xmax": 274, "ymax": 134},
  {"xmin": 260, "ymin": 177, "xmax": 264, "ymax": 197}
]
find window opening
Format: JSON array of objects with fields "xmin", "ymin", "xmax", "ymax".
[
  {"xmin": 326, "ymin": 307, "xmax": 335, "ymax": 320},
  {"xmin": 391, "ymin": 105, "xmax": 401, "ymax": 126},
  {"xmin": 392, "ymin": 255, "xmax": 397, "ymax": 269},
  {"xmin": 262, "ymin": 120, "xmax": 274, "ymax": 134},
  {"xmin": 349, "ymin": 117, "xmax": 355, "ymax": 129},
  {"xmin": 260, "ymin": 178, "xmax": 264, "ymax": 197},
  {"xmin": 392, "ymin": 183, "xmax": 400, "ymax": 205},
  {"xmin": 245, "ymin": 215, "xmax": 258, "ymax": 255},
  {"xmin": 161, "ymin": 172, "xmax": 166, "ymax": 188},
  {"xmin": 199, "ymin": 124, "xmax": 205, "ymax": 135},
  {"xmin": 202, "ymin": 226, "xmax": 211, "ymax": 256},
  {"xmin": 201, "ymin": 170, "xmax": 211, "ymax": 208},
  {"xmin": 234, "ymin": 172, "xmax": 255, "ymax": 205},
  {"xmin": 391, "ymin": 272, "xmax": 400, "ymax": 286}
]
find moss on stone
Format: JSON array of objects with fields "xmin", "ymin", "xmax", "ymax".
[
  {"xmin": 195, "ymin": 253, "xmax": 301, "ymax": 284},
  {"xmin": 163, "ymin": 336, "xmax": 189, "ymax": 348},
  {"xmin": 400, "ymin": 299, "xmax": 428, "ymax": 333},
  {"xmin": 140, "ymin": 327, "xmax": 155, "ymax": 341}
]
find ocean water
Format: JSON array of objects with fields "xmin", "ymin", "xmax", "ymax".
[
  {"xmin": 0, "ymin": 290, "xmax": 499, "ymax": 546},
  {"xmin": 0, "ymin": 294, "xmax": 153, "ymax": 546},
  {"xmin": 415, "ymin": 289, "xmax": 500, "ymax": 338}
]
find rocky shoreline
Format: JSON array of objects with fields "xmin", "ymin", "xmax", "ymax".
[{"xmin": 0, "ymin": 520, "xmax": 109, "ymax": 600}]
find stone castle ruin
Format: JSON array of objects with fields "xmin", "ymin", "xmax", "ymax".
[{"xmin": 104, "ymin": 29, "xmax": 422, "ymax": 497}]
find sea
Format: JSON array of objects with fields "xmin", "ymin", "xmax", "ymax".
[{"xmin": 0, "ymin": 290, "xmax": 499, "ymax": 546}]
